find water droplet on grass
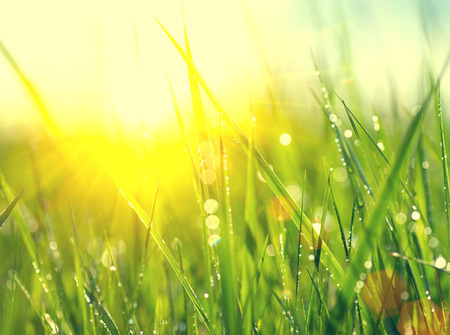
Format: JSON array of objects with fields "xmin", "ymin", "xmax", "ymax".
[
  {"xmin": 428, "ymin": 237, "xmax": 439, "ymax": 248},
  {"xmin": 435, "ymin": 256, "xmax": 446, "ymax": 269},
  {"xmin": 205, "ymin": 215, "xmax": 220, "ymax": 229},
  {"xmin": 411, "ymin": 211, "xmax": 420, "ymax": 221},
  {"xmin": 203, "ymin": 199, "xmax": 219, "ymax": 214},
  {"xmin": 208, "ymin": 234, "xmax": 221, "ymax": 247}
]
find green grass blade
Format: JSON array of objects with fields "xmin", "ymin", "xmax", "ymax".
[
  {"xmin": 0, "ymin": 40, "xmax": 63, "ymax": 138},
  {"xmin": 306, "ymin": 267, "xmax": 330, "ymax": 321},
  {"xmin": 348, "ymin": 197, "xmax": 357, "ymax": 261},
  {"xmin": 325, "ymin": 85, "xmax": 435, "ymax": 334},
  {"xmin": 168, "ymin": 76, "xmax": 215, "ymax": 327},
  {"xmin": 328, "ymin": 177, "xmax": 349, "ymax": 261},
  {"xmin": 272, "ymin": 291, "xmax": 295, "ymax": 329},
  {"xmin": 436, "ymin": 82, "xmax": 450, "ymax": 247},
  {"xmin": 336, "ymin": 94, "xmax": 390, "ymax": 166},
  {"xmin": 114, "ymin": 181, "xmax": 211, "ymax": 331},
  {"xmin": 84, "ymin": 286, "xmax": 120, "ymax": 335},
  {"xmin": 295, "ymin": 171, "xmax": 306, "ymax": 302},
  {"xmin": 310, "ymin": 89, "xmax": 368, "ymax": 205},
  {"xmin": 156, "ymin": 19, "xmax": 345, "ymax": 283},
  {"xmin": 130, "ymin": 182, "xmax": 160, "ymax": 323},
  {"xmin": 0, "ymin": 189, "xmax": 23, "ymax": 229},
  {"xmin": 13, "ymin": 274, "xmax": 51, "ymax": 332},
  {"xmin": 217, "ymin": 122, "xmax": 239, "ymax": 334}
]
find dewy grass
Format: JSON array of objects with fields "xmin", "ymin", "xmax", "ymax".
[
  {"xmin": 1, "ymin": 7, "xmax": 450, "ymax": 335},
  {"xmin": 157, "ymin": 19, "xmax": 346, "ymax": 283},
  {"xmin": 0, "ymin": 188, "xmax": 22, "ymax": 230},
  {"xmin": 326, "ymin": 85, "xmax": 435, "ymax": 333},
  {"xmin": 113, "ymin": 183, "xmax": 212, "ymax": 331},
  {"xmin": 436, "ymin": 82, "xmax": 450, "ymax": 248}
]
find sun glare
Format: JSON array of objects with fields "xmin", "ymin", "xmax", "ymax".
[{"xmin": 0, "ymin": 0, "xmax": 256, "ymax": 136}]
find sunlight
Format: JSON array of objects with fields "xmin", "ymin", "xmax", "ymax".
[{"xmin": 0, "ymin": 0, "xmax": 256, "ymax": 135}]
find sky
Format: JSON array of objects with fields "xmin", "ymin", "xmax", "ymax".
[{"xmin": 0, "ymin": 0, "xmax": 449, "ymax": 136}]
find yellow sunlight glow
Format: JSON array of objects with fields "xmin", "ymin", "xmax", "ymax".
[{"xmin": 0, "ymin": 0, "xmax": 256, "ymax": 135}]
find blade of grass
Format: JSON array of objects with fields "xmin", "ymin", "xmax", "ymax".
[
  {"xmin": 130, "ymin": 182, "xmax": 160, "ymax": 320},
  {"xmin": 328, "ymin": 176, "xmax": 349, "ymax": 261},
  {"xmin": 295, "ymin": 171, "xmax": 306, "ymax": 301},
  {"xmin": 315, "ymin": 177, "xmax": 329, "ymax": 269},
  {"xmin": 310, "ymin": 89, "xmax": 368, "ymax": 207},
  {"xmin": 114, "ymin": 181, "xmax": 211, "ymax": 331},
  {"xmin": 217, "ymin": 119, "xmax": 239, "ymax": 334},
  {"xmin": 156, "ymin": 19, "xmax": 345, "ymax": 283},
  {"xmin": 83, "ymin": 285, "xmax": 120, "ymax": 335},
  {"xmin": 168, "ymin": 76, "xmax": 215, "ymax": 326},
  {"xmin": 348, "ymin": 196, "xmax": 357, "ymax": 261},
  {"xmin": 242, "ymin": 87, "xmax": 257, "ymax": 335},
  {"xmin": 272, "ymin": 291, "xmax": 295, "ymax": 329},
  {"xmin": 13, "ymin": 273, "xmax": 51, "ymax": 333},
  {"xmin": 306, "ymin": 267, "xmax": 330, "ymax": 321},
  {"xmin": 435, "ymin": 82, "xmax": 450, "ymax": 248},
  {"xmin": 0, "ymin": 189, "xmax": 23, "ymax": 229},
  {"xmin": 389, "ymin": 252, "xmax": 449, "ymax": 273},
  {"xmin": 0, "ymin": 40, "xmax": 63, "ymax": 138},
  {"xmin": 325, "ymin": 84, "xmax": 435, "ymax": 334},
  {"xmin": 256, "ymin": 234, "xmax": 269, "ymax": 285},
  {"xmin": 69, "ymin": 200, "xmax": 89, "ymax": 335}
]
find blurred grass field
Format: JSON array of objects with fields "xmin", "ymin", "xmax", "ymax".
[{"xmin": 0, "ymin": 1, "xmax": 449, "ymax": 334}]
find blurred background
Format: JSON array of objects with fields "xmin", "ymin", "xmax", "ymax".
[
  {"xmin": 0, "ymin": 0, "xmax": 449, "ymax": 134},
  {"xmin": 1, "ymin": 1, "xmax": 449, "ymax": 333}
]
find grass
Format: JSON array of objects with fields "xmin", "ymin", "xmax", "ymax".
[{"xmin": 0, "ymin": 6, "xmax": 449, "ymax": 335}]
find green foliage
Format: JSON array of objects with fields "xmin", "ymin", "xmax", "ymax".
[{"xmin": 0, "ymin": 8, "xmax": 449, "ymax": 335}]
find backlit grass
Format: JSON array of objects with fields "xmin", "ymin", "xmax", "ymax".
[{"xmin": 0, "ymin": 2, "xmax": 449, "ymax": 335}]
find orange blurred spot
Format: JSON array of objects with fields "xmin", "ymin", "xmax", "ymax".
[
  {"xmin": 361, "ymin": 269, "xmax": 404, "ymax": 317},
  {"xmin": 397, "ymin": 299, "xmax": 444, "ymax": 335},
  {"xmin": 268, "ymin": 197, "xmax": 290, "ymax": 222}
]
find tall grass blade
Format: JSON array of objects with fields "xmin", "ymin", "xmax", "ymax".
[
  {"xmin": 84, "ymin": 286, "xmax": 120, "ymax": 335},
  {"xmin": 326, "ymin": 84, "xmax": 435, "ymax": 334},
  {"xmin": 168, "ymin": 76, "xmax": 215, "ymax": 328},
  {"xmin": 156, "ymin": 19, "xmax": 345, "ymax": 283},
  {"xmin": 217, "ymin": 122, "xmax": 239, "ymax": 334},
  {"xmin": 436, "ymin": 82, "xmax": 450, "ymax": 247},
  {"xmin": 114, "ymin": 182, "xmax": 211, "ymax": 331},
  {"xmin": 306, "ymin": 267, "xmax": 330, "ymax": 321},
  {"xmin": 328, "ymin": 177, "xmax": 349, "ymax": 261},
  {"xmin": 295, "ymin": 171, "xmax": 306, "ymax": 301},
  {"xmin": 0, "ymin": 189, "xmax": 23, "ymax": 229},
  {"xmin": 0, "ymin": 40, "xmax": 63, "ymax": 138}
]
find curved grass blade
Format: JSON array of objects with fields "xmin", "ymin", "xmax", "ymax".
[
  {"xmin": 328, "ymin": 177, "xmax": 349, "ymax": 261},
  {"xmin": 310, "ymin": 89, "xmax": 368, "ymax": 206},
  {"xmin": 295, "ymin": 171, "xmax": 306, "ymax": 301},
  {"xmin": 0, "ymin": 189, "xmax": 23, "ymax": 229},
  {"xmin": 13, "ymin": 274, "xmax": 53, "ymax": 333},
  {"xmin": 389, "ymin": 252, "xmax": 449, "ymax": 274},
  {"xmin": 129, "ymin": 182, "xmax": 160, "ymax": 323},
  {"xmin": 335, "ymin": 93, "xmax": 390, "ymax": 166},
  {"xmin": 272, "ymin": 291, "xmax": 295, "ymax": 329},
  {"xmin": 306, "ymin": 267, "xmax": 330, "ymax": 321},
  {"xmin": 84, "ymin": 286, "xmax": 120, "ymax": 335},
  {"xmin": 114, "ymin": 182, "xmax": 211, "ymax": 331},
  {"xmin": 348, "ymin": 197, "xmax": 357, "ymax": 260},
  {"xmin": 217, "ymin": 121, "xmax": 239, "ymax": 334},
  {"xmin": 436, "ymin": 82, "xmax": 450, "ymax": 248},
  {"xmin": 156, "ymin": 18, "xmax": 345, "ymax": 283},
  {"xmin": 0, "ymin": 40, "xmax": 63, "ymax": 138},
  {"xmin": 325, "ymin": 85, "xmax": 435, "ymax": 334}
]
